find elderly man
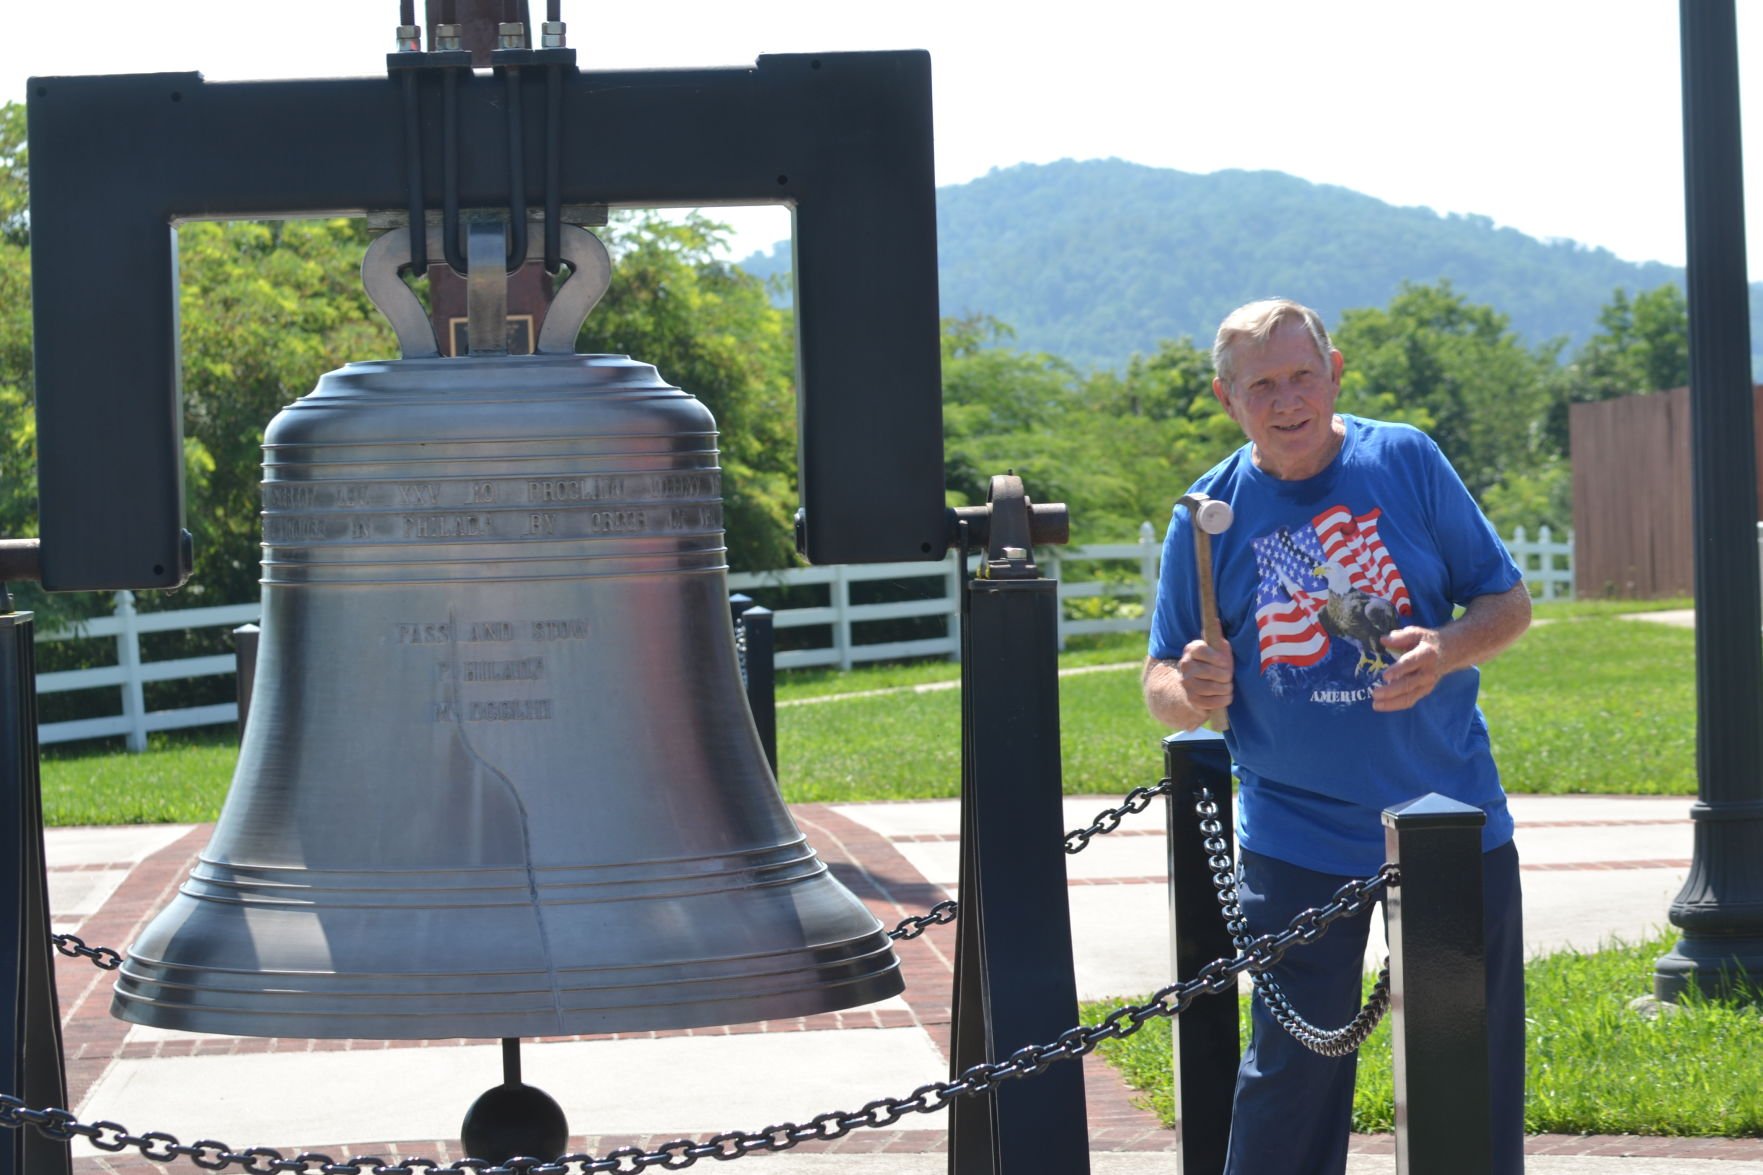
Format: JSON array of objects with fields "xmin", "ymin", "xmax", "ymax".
[{"xmin": 1143, "ymin": 299, "xmax": 1531, "ymax": 1174}]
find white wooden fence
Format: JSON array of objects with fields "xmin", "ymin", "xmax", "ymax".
[
  {"xmin": 36, "ymin": 594, "xmax": 260, "ymax": 751},
  {"xmin": 727, "ymin": 523, "xmax": 1164, "ymax": 670},
  {"xmin": 1506, "ymin": 525, "xmax": 1573, "ymax": 601},
  {"xmin": 33, "ymin": 524, "xmax": 1576, "ymax": 750}
]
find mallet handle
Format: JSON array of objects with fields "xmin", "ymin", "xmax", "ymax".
[{"xmin": 1192, "ymin": 527, "xmax": 1230, "ymax": 732}]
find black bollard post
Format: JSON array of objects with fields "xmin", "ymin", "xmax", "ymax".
[
  {"xmin": 232, "ymin": 622, "xmax": 260, "ymax": 741},
  {"xmin": 728, "ymin": 594, "xmax": 777, "ymax": 777},
  {"xmin": 742, "ymin": 606, "xmax": 777, "ymax": 777},
  {"xmin": 728, "ymin": 592, "xmax": 754, "ymax": 682},
  {"xmin": 1163, "ymin": 730, "xmax": 1237, "ymax": 1175},
  {"xmin": 948, "ymin": 477, "xmax": 1088, "ymax": 1175},
  {"xmin": 0, "ymin": 606, "xmax": 72, "ymax": 1175},
  {"xmin": 1382, "ymin": 794, "xmax": 1488, "ymax": 1175}
]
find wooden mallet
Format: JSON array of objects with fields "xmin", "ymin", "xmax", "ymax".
[{"xmin": 1179, "ymin": 491, "xmax": 1235, "ymax": 731}]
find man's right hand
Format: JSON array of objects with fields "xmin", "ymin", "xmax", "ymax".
[
  {"xmin": 1143, "ymin": 639, "xmax": 1236, "ymax": 732},
  {"xmin": 1177, "ymin": 637, "xmax": 1235, "ymax": 717}
]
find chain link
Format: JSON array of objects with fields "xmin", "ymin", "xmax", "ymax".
[
  {"xmin": 1062, "ymin": 777, "xmax": 1173, "ymax": 854},
  {"xmin": 1, "ymin": 866, "xmax": 1390, "ymax": 1174},
  {"xmin": 887, "ymin": 777, "xmax": 1177, "ymax": 940},
  {"xmin": 887, "ymin": 899, "xmax": 957, "ymax": 941},
  {"xmin": 1198, "ymin": 786, "xmax": 1394, "ymax": 1057},
  {"xmin": 49, "ymin": 932, "xmax": 123, "ymax": 971},
  {"xmin": 733, "ymin": 613, "xmax": 749, "ymax": 690}
]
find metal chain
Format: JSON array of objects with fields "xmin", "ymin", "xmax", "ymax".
[
  {"xmin": 49, "ymin": 932, "xmax": 122, "ymax": 971},
  {"xmin": 0, "ymin": 865, "xmax": 1392, "ymax": 1174},
  {"xmin": 888, "ymin": 899, "xmax": 957, "ymax": 940},
  {"xmin": 733, "ymin": 613, "xmax": 749, "ymax": 689},
  {"xmin": 887, "ymin": 777, "xmax": 1177, "ymax": 940},
  {"xmin": 1062, "ymin": 777, "xmax": 1173, "ymax": 855},
  {"xmin": 1198, "ymin": 787, "xmax": 1393, "ymax": 1057}
]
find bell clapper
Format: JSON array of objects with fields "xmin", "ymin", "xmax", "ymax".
[{"xmin": 459, "ymin": 1036, "xmax": 570, "ymax": 1164}]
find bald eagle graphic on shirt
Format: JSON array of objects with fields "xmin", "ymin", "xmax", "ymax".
[{"xmin": 1250, "ymin": 504, "xmax": 1412, "ymax": 705}]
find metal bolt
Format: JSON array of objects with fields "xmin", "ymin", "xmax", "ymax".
[
  {"xmin": 394, "ymin": 23, "xmax": 421, "ymax": 52},
  {"xmin": 542, "ymin": 20, "xmax": 567, "ymax": 48},
  {"xmin": 434, "ymin": 22, "xmax": 462, "ymax": 51},
  {"xmin": 498, "ymin": 21, "xmax": 527, "ymax": 50}
]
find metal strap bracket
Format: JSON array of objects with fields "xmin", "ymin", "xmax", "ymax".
[{"xmin": 361, "ymin": 221, "xmax": 612, "ymax": 358}]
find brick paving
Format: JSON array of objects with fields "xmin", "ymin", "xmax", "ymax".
[{"xmin": 28, "ymin": 798, "xmax": 1763, "ymax": 1170}]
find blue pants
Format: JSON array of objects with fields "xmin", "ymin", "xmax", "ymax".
[{"xmin": 1223, "ymin": 842, "xmax": 1526, "ymax": 1175}]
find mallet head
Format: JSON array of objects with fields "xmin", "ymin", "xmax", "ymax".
[{"xmin": 1179, "ymin": 492, "xmax": 1234, "ymax": 536}]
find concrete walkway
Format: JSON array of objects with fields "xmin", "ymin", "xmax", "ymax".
[{"xmin": 41, "ymin": 790, "xmax": 1763, "ymax": 1173}]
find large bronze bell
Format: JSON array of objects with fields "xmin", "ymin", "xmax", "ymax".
[{"xmin": 111, "ymin": 224, "xmax": 903, "ymax": 1039}]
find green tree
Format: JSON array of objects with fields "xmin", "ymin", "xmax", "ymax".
[
  {"xmin": 175, "ymin": 218, "xmax": 392, "ymax": 605},
  {"xmin": 0, "ymin": 102, "xmax": 25, "ymax": 245},
  {"xmin": 1547, "ymin": 283, "xmax": 1690, "ymax": 450},
  {"xmin": 938, "ymin": 314, "xmax": 1154, "ymax": 533},
  {"xmin": 1076, "ymin": 337, "xmax": 1244, "ymax": 532},
  {"xmin": 1333, "ymin": 281, "xmax": 1562, "ymax": 531},
  {"xmin": 581, "ymin": 213, "xmax": 800, "ymax": 570},
  {"xmin": 941, "ymin": 323, "xmax": 1246, "ymax": 542}
]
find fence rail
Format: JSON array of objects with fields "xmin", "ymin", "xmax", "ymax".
[
  {"xmin": 726, "ymin": 524, "xmax": 1162, "ymax": 670},
  {"xmin": 36, "ymin": 595, "xmax": 259, "ymax": 751},
  {"xmin": 32, "ymin": 524, "xmax": 1576, "ymax": 750},
  {"xmin": 1506, "ymin": 524, "xmax": 1573, "ymax": 601}
]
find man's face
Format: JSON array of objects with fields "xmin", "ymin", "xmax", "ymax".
[{"xmin": 1211, "ymin": 323, "xmax": 1345, "ymax": 480}]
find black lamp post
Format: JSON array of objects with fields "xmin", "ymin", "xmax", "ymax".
[{"xmin": 1654, "ymin": 0, "xmax": 1763, "ymax": 1002}]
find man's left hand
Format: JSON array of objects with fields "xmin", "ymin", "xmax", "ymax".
[{"xmin": 1372, "ymin": 626, "xmax": 1444, "ymax": 712}]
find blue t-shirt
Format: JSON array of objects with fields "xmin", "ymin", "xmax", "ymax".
[{"xmin": 1148, "ymin": 416, "xmax": 1521, "ymax": 875}]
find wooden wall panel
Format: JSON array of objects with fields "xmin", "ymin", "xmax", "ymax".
[{"xmin": 1570, "ymin": 386, "xmax": 1763, "ymax": 598}]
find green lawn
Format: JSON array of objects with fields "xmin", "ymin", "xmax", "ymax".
[
  {"xmin": 38, "ymin": 608, "xmax": 1702, "ymax": 824},
  {"xmin": 1481, "ymin": 614, "xmax": 1696, "ymax": 795},
  {"xmin": 1082, "ymin": 930, "xmax": 1763, "ymax": 1138},
  {"xmin": 41, "ymin": 729, "xmax": 239, "ymax": 827}
]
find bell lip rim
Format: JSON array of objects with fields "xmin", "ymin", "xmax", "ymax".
[{"xmin": 106, "ymin": 967, "xmax": 907, "ymax": 1040}]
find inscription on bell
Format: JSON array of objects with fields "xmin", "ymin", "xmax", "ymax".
[
  {"xmin": 399, "ymin": 619, "xmax": 584, "ymax": 644},
  {"xmin": 656, "ymin": 473, "xmax": 716, "ymax": 497},
  {"xmin": 264, "ymin": 516, "xmax": 326, "ymax": 541},
  {"xmin": 465, "ymin": 657, "xmax": 545, "ymax": 682},
  {"xmin": 438, "ymin": 656, "xmax": 547, "ymax": 682},
  {"xmin": 670, "ymin": 506, "xmax": 721, "ymax": 529},
  {"xmin": 590, "ymin": 510, "xmax": 647, "ymax": 534},
  {"xmin": 264, "ymin": 484, "xmax": 318, "ymax": 509},
  {"xmin": 432, "ymin": 699, "xmax": 555, "ymax": 722},
  {"xmin": 526, "ymin": 472, "xmax": 718, "ymax": 503},
  {"xmin": 533, "ymin": 619, "xmax": 591, "ymax": 641},
  {"xmin": 530, "ymin": 477, "xmax": 620, "ymax": 502},
  {"xmin": 405, "ymin": 514, "xmax": 486, "ymax": 539},
  {"xmin": 399, "ymin": 623, "xmax": 452, "ymax": 644}
]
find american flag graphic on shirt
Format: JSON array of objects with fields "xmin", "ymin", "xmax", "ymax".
[{"xmin": 1250, "ymin": 505, "xmax": 1412, "ymax": 670}]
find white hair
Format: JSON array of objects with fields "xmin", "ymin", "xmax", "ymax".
[{"xmin": 1212, "ymin": 299, "xmax": 1334, "ymax": 389}]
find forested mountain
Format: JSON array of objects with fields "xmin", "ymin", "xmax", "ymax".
[{"xmin": 744, "ymin": 158, "xmax": 1763, "ymax": 374}]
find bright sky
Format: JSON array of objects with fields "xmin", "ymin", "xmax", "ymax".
[{"xmin": 3, "ymin": 0, "xmax": 1759, "ymax": 278}]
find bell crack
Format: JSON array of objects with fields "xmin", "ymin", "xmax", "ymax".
[{"xmin": 445, "ymin": 606, "xmax": 566, "ymax": 1031}]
